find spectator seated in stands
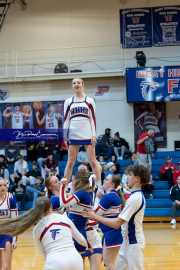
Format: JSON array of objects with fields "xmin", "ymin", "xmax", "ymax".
[
  {"xmin": 121, "ymin": 166, "xmax": 131, "ymax": 200},
  {"xmin": 49, "ymin": 168, "xmax": 61, "ymax": 180},
  {"xmin": 11, "ymin": 177, "xmax": 26, "ymax": 211},
  {"xmin": 142, "ymin": 175, "xmax": 154, "ymax": 199},
  {"xmin": 26, "ymin": 176, "xmax": 45, "ymax": 207},
  {"xmin": 173, "ymin": 161, "xmax": 180, "ymax": 185},
  {"xmin": 97, "ymin": 155, "xmax": 106, "ymax": 165},
  {"xmin": 100, "ymin": 163, "xmax": 107, "ymax": 184},
  {"xmin": 59, "ymin": 141, "xmax": 68, "ymax": 161},
  {"xmin": 114, "ymin": 132, "xmax": 129, "ymax": 160},
  {"xmin": 5, "ymin": 141, "xmax": 20, "ymax": 164},
  {"xmin": 170, "ymin": 176, "xmax": 180, "ymax": 225},
  {"xmin": 41, "ymin": 152, "xmax": 59, "ymax": 180},
  {"xmin": 110, "ymin": 155, "xmax": 120, "ymax": 174},
  {"xmin": 22, "ymin": 161, "xmax": 41, "ymax": 186},
  {"xmin": 95, "ymin": 128, "xmax": 114, "ymax": 160},
  {"xmin": 10, "ymin": 155, "xmax": 29, "ymax": 184},
  {"xmin": 160, "ymin": 156, "xmax": 177, "ymax": 187},
  {"xmin": 46, "ymin": 141, "xmax": 61, "ymax": 161},
  {"xmin": 26, "ymin": 141, "xmax": 38, "ymax": 162},
  {"xmin": 131, "ymin": 148, "xmax": 139, "ymax": 165},
  {"xmin": 36, "ymin": 141, "xmax": 49, "ymax": 168},
  {"xmin": 77, "ymin": 145, "xmax": 89, "ymax": 165},
  {"xmin": 0, "ymin": 154, "xmax": 9, "ymax": 183},
  {"xmin": 104, "ymin": 162, "xmax": 116, "ymax": 178}
]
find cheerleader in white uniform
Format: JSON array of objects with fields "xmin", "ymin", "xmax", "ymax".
[
  {"xmin": 0, "ymin": 178, "xmax": 17, "ymax": 270},
  {"xmin": 63, "ymin": 78, "xmax": 101, "ymax": 189},
  {"xmin": 44, "ymin": 176, "xmax": 64, "ymax": 214},
  {"xmin": 0, "ymin": 197, "xmax": 87, "ymax": 270},
  {"xmin": 60, "ymin": 171, "xmax": 94, "ymax": 253},
  {"xmin": 82, "ymin": 165, "xmax": 151, "ymax": 270}
]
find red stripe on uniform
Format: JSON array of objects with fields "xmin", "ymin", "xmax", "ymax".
[
  {"xmin": 94, "ymin": 204, "xmax": 106, "ymax": 213},
  {"xmin": 64, "ymin": 106, "xmax": 70, "ymax": 123},
  {"xmin": 40, "ymin": 222, "xmax": 71, "ymax": 241},
  {"xmin": 90, "ymin": 105, "xmax": 96, "ymax": 132},
  {"xmin": 61, "ymin": 185, "xmax": 79, "ymax": 204}
]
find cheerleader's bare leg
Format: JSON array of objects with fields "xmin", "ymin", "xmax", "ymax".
[
  {"xmin": 85, "ymin": 145, "xmax": 101, "ymax": 183},
  {"xmin": 103, "ymin": 241, "xmax": 120, "ymax": 270},
  {"xmin": 88, "ymin": 253, "xmax": 102, "ymax": 270},
  {"xmin": 0, "ymin": 251, "xmax": 2, "ymax": 270},
  {"xmin": 64, "ymin": 145, "xmax": 79, "ymax": 181},
  {"xmin": 1, "ymin": 241, "xmax": 13, "ymax": 270}
]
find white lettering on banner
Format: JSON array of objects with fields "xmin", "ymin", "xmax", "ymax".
[{"xmin": 155, "ymin": 137, "xmax": 164, "ymax": 142}]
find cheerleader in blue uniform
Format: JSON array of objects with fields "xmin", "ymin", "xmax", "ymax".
[
  {"xmin": 63, "ymin": 78, "xmax": 101, "ymax": 189},
  {"xmin": 77, "ymin": 163, "xmax": 102, "ymax": 270},
  {"xmin": 44, "ymin": 176, "xmax": 64, "ymax": 214},
  {"xmin": 0, "ymin": 178, "xmax": 17, "ymax": 270},
  {"xmin": 60, "ymin": 171, "xmax": 94, "ymax": 253},
  {"xmin": 93, "ymin": 174, "xmax": 125, "ymax": 270}
]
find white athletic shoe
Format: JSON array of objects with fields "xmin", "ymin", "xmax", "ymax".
[
  {"xmin": 119, "ymin": 157, "xmax": 123, "ymax": 160},
  {"xmin": 170, "ymin": 219, "xmax": 176, "ymax": 225},
  {"xmin": 171, "ymin": 224, "xmax": 176, "ymax": 230}
]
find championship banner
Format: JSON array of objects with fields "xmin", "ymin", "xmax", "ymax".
[
  {"xmin": 134, "ymin": 102, "xmax": 167, "ymax": 148},
  {"xmin": 153, "ymin": 6, "xmax": 180, "ymax": 47},
  {"xmin": 120, "ymin": 8, "xmax": 152, "ymax": 49},
  {"xmin": 0, "ymin": 100, "xmax": 64, "ymax": 149},
  {"xmin": 126, "ymin": 66, "xmax": 180, "ymax": 102}
]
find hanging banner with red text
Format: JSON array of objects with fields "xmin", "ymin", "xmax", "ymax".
[{"xmin": 126, "ymin": 66, "xmax": 180, "ymax": 102}]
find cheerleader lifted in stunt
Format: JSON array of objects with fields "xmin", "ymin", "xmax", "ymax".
[{"xmin": 63, "ymin": 78, "xmax": 101, "ymax": 189}]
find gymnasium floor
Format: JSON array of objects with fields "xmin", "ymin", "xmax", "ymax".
[{"xmin": 12, "ymin": 223, "xmax": 180, "ymax": 270}]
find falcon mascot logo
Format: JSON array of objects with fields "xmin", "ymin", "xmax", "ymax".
[
  {"xmin": 0, "ymin": 89, "xmax": 9, "ymax": 100},
  {"xmin": 50, "ymin": 229, "xmax": 61, "ymax": 240},
  {"xmin": 140, "ymin": 82, "xmax": 159, "ymax": 100}
]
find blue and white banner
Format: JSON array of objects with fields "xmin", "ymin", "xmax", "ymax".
[
  {"xmin": 0, "ymin": 100, "xmax": 64, "ymax": 149},
  {"xmin": 153, "ymin": 6, "xmax": 180, "ymax": 47},
  {"xmin": 0, "ymin": 129, "xmax": 64, "ymax": 142},
  {"xmin": 126, "ymin": 66, "xmax": 180, "ymax": 102},
  {"xmin": 120, "ymin": 8, "xmax": 152, "ymax": 49}
]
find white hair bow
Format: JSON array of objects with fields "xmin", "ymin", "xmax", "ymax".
[
  {"xmin": 44, "ymin": 187, "xmax": 48, "ymax": 197},
  {"xmin": 89, "ymin": 174, "xmax": 96, "ymax": 187}
]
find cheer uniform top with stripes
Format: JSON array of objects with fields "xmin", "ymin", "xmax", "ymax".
[
  {"xmin": 0, "ymin": 196, "xmax": 17, "ymax": 249},
  {"xmin": 50, "ymin": 194, "xmax": 64, "ymax": 215},
  {"xmin": 119, "ymin": 190, "xmax": 145, "ymax": 245},
  {"xmin": 60, "ymin": 185, "xmax": 92, "ymax": 252},
  {"xmin": 135, "ymin": 111, "xmax": 161, "ymax": 133},
  {"xmin": 94, "ymin": 190, "xmax": 123, "ymax": 248},
  {"xmin": 63, "ymin": 96, "xmax": 96, "ymax": 145},
  {"xmin": 7, "ymin": 192, "xmax": 17, "ymax": 202},
  {"xmin": 33, "ymin": 213, "xmax": 87, "ymax": 269}
]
